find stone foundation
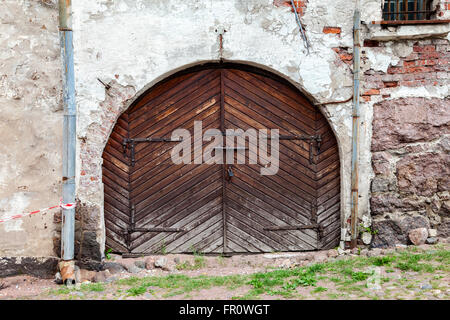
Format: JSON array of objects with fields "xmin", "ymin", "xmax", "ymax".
[
  {"xmin": 370, "ymin": 97, "xmax": 450, "ymax": 247},
  {"xmin": 0, "ymin": 257, "xmax": 59, "ymax": 279}
]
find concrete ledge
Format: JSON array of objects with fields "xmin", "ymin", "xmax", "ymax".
[
  {"xmin": 367, "ymin": 23, "xmax": 450, "ymax": 41},
  {"xmin": 0, "ymin": 257, "xmax": 59, "ymax": 279}
]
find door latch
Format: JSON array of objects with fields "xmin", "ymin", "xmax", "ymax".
[{"xmin": 227, "ymin": 166, "xmax": 234, "ymax": 181}]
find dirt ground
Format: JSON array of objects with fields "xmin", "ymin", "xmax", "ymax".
[{"xmin": 0, "ymin": 242, "xmax": 449, "ymax": 300}]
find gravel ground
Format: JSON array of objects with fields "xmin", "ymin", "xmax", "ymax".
[{"xmin": 0, "ymin": 242, "xmax": 449, "ymax": 300}]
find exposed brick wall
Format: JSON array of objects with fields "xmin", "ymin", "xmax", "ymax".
[
  {"xmin": 273, "ymin": 0, "xmax": 308, "ymax": 15},
  {"xmin": 323, "ymin": 27, "xmax": 341, "ymax": 34},
  {"xmin": 362, "ymin": 39, "xmax": 449, "ymax": 102},
  {"xmin": 332, "ymin": 47, "xmax": 353, "ymax": 66}
]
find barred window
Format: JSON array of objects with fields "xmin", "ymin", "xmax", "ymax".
[{"xmin": 383, "ymin": 0, "xmax": 433, "ymax": 21}]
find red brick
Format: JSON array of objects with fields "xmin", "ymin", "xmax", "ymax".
[
  {"xmin": 417, "ymin": 59, "xmax": 437, "ymax": 66},
  {"xmin": 323, "ymin": 27, "xmax": 341, "ymax": 34},
  {"xmin": 274, "ymin": 0, "xmax": 307, "ymax": 13},
  {"xmin": 363, "ymin": 89, "xmax": 380, "ymax": 95},
  {"xmin": 387, "ymin": 66, "xmax": 404, "ymax": 74},
  {"xmin": 339, "ymin": 53, "xmax": 353, "ymax": 61},
  {"xmin": 420, "ymin": 52, "xmax": 441, "ymax": 59},
  {"xmin": 405, "ymin": 66, "xmax": 432, "ymax": 73},
  {"xmin": 383, "ymin": 81, "xmax": 398, "ymax": 88},
  {"xmin": 273, "ymin": 0, "xmax": 291, "ymax": 7},
  {"xmin": 289, "ymin": 1, "xmax": 307, "ymax": 14},
  {"xmin": 403, "ymin": 60, "xmax": 416, "ymax": 67}
]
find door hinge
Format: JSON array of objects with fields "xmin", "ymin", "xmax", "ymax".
[
  {"xmin": 122, "ymin": 137, "xmax": 183, "ymax": 166},
  {"xmin": 279, "ymin": 134, "xmax": 322, "ymax": 164},
  {"xmin": 123, "ymin": 203, "xmax": 185, "ymax": 248}
]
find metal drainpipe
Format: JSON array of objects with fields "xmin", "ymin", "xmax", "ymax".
[
  {"xmin": 58, "ymin": 0, "xmax": 76, "ymax": 285},
  {"xmin": 350, "ymin": 8, "xmax": 361, "ymax": 249}
]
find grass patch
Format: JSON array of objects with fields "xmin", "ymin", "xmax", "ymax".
[
  {"xmin": 176, "ymin": 255, "xmax": 207, "ymax": 271},
  {"xmin": 117, "ymin": 273, "xmax": 247, "ymax": 297},
  {"xmin": 49, "ymin": 287, "xmax": 72, "ymax": 296},
  {"xmin": 80, "ymin": 283, "xmax": 105, "ymax": 292},
  {"xmin": 127, "ymin": 285, "xmax": 147, "ymax": 296},
  {"xmin": 312, "ymin": 286, "xmax": 328, "ymax": 293},
  {"xmin": 47, "ymin": 246, "xmax": 449, "ymax": 300},
  {"xmin": 371, "ymin": 256, "xmax": 396, "ymax": 266},
  {"xmin": 350, "ymin": 271, "xmax": 373, "ymax": 282}
]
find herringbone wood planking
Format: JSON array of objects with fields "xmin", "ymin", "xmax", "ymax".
[{"xmin": 102, "ymin": 65, "xmax": 341, "ymax": 254}]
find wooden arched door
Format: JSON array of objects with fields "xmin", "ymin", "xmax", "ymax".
[{"xmin": 102, "ymin": 64, "xmax": 340, "ymax": 255}]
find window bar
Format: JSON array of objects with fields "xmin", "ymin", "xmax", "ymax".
[
  {"xmin": 414, "ymin": 0, "xmax": 417, "ymax": 21},
  {"xmin": 383, "ymin": 0, "xmax": 434, "ymax": 22},
  {"xmin": 404, "ymin": 0, "xmax": 408, "ymax": 21},
  {"xmin": 389, "ymin": 0, "xmax": 392, "ymax": 21},
  {"xmin": 384, "ymin": 0, "xmax": 388, "ymax": 21},
  {"xmin": 388, "ymin": 0, "xmax": 393, "ymax": 21}
]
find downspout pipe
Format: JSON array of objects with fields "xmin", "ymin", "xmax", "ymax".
[
  {"xmin": 350, "ymin": 8, "xmax": 361, "ymax": 249},
  {"xmin": 58, "ymin": 0, "xmax": 76, "ymax": 284}
]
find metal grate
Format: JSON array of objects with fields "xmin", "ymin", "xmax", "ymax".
[{"xmin": 383, "ymin": 0, "xmax": 433, "ymax": 21}]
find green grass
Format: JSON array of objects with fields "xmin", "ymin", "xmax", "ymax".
[
  {"xmin": 80, "ymin": 283, "xmax": 105, "ymax": 292},
  {"xmin": 371, "ymin": 256, "xmax": 396, "ymax": 266},
  {"xmin": 176, "ymin": 255, "xmax": 207, "ymax": 270},
  {"xmin": 46, "ymin": 246, "xmax": 449, "ymax": 300},
  {"xmin": 127, "ymin": 285, "xmax": 148, "ymax": 296},
  {"xmin": 117, "ymin": 273, "xmax": 248, "ymax": 296},
  {"xmin": 114, "ymin": 247, "xmax": 449, "ymax": 299},
  {"xmin": 312, "ymin": 286, "xmax": 328, "ymax": 293},
  {"xmin": 49, "ymin": 283, "xmax": 105, "ymax": 296}
]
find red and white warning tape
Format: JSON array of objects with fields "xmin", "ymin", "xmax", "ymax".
[{"xmin": 0, "ymin": 199, "xmax": 76, "ymax": 223}]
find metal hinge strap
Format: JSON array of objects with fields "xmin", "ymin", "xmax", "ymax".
[
  {"xmin": 122, "ymin": 137, "xmax": 183, "ymax": 166},
  {"xmin": 264, "ymin": 224, "xmax": 319, "ymax": 231},
  {"xmin": 279, "ymin": 134, "xmax": 322, "ymax": 164},
  {"xmin": 123, "ymin": 203, "xmax": 184, "ymax": 248}
]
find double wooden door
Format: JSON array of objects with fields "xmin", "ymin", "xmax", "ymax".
[{"xmin": 102, "ymin": 65, "xmax": 341, "ymax": 254}]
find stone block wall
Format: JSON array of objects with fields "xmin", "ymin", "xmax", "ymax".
[{"xmin": 363, "ymin": 38, "xmax": 450, "ymax": 247}]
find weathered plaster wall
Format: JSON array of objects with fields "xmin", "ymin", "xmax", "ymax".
[{"xmin": 0, "ymin": 0, "xmax": 62, "ymax": 257}]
